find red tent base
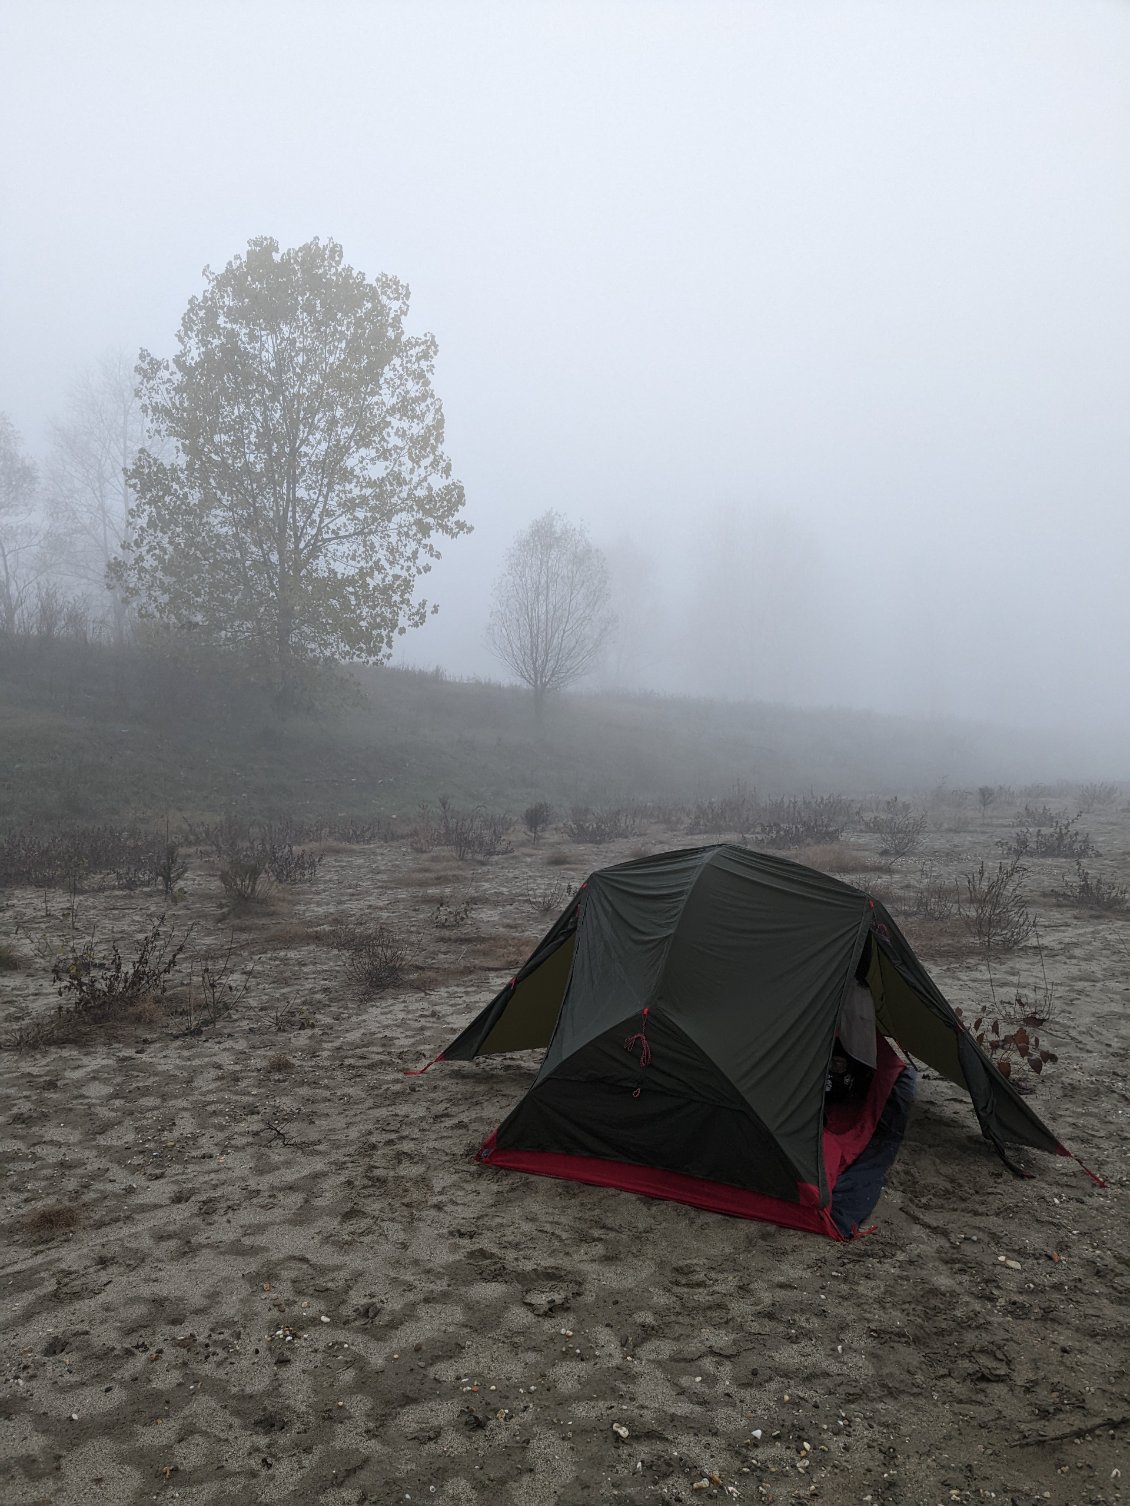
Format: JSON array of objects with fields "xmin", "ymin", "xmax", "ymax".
[
  {"xmin": 476, "ymin": 1135, "xmax": 844, "ymax": 1238},
  {"xmin": 475, "ymin": 1041, "xmax": 910, "ymax": 1240}
]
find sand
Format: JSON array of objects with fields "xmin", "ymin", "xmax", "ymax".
[{"xmin": 1, "ymin": 811, "xmax": 1127, "ymax": 1506}]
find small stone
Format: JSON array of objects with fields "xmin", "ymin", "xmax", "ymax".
[
  {"xmin": 751, "ymin": 1428, "xmax": 763, "ymax": 1441},
  {"xmin": 320, "ymin": 1315, "xmax": 331, "ymax": 1323},
  {"xmin": 692, "ymin": 1481, "xmax": 710, "ymax": 1492},
  {"xmin": 612, "ymin": 1422, "xmax": 629, "ymax": 1439}
]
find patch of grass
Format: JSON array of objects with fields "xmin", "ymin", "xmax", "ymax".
[
  {"xmin": 0, "ymin": 941, "xmax": 21, "ymax": 970},
  {"xmin": 795, "ymin": 842, "xmax": 887, "ymax": 875},
  {"xmin": 17, "ymin": 1202, "xmax": 81, "ymax": 1238},
  {"xmin": 264, "ymin": 1052, "xmax": 297, "ymax": 1074}
]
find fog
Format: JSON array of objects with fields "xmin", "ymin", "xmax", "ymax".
[{"xmin": 2, "ymin": 0, "xmax": 1128, "ymax": 761}]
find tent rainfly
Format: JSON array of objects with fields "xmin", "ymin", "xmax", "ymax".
[{"xmin": 417, "ymin": 845, "xmax": 1100, "ymax": 1238}]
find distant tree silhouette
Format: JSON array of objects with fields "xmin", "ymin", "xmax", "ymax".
[
  {"xmin": 0, "ymin": 414, "xmax": 41, "ymax": 635},
  {"xmin": 488, "ymin": 510, "xmax": 614, "ymax": 718}
]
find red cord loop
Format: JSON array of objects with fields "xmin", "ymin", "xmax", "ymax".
[{"xmin": 624, "ymin": 1006, "xmax": 652, "ymax": 1068}]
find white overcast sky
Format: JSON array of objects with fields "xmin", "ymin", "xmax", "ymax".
[{"xmin": 2, "ymin": 0, "xmax": 1128, "ymax": 746}]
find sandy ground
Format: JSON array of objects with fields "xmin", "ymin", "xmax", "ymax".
[{"xmin": 1, "ymin": 808, "xmax": 1128, "ymax": 1506}]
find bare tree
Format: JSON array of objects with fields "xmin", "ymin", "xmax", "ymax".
[
  {"xmin": 0, "ymin": 414, "xmax": 42, "ymax": 635},
  {"xmin": 45, "ymin": 352, "xmax": 146, "ymax": 641},
  {"xmin": 487, "ymin": 510, "xmax": 615, "ymax": 717}
]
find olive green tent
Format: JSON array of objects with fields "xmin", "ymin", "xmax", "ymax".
[{"xmin": 424, "ymin": 845, "xmax": 1092, "ymax": 1237}]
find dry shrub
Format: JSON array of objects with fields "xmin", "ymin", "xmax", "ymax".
[
  {"xmin": 219, "ymin": 856, "xmax": 274, "ymax": 909},
  {"xmin": 524, "ymin": 801, "xmax": 553, "ymax": 841},
  {"xmin": 1056, "ymin": 862, "xmax": 1129, "ymax": 914},
  {"xmin": 265, "ymin": 1052, "xmax": 296, "ymax": 1074},
  {"xmin": 15, "ymin": 916, "xmax": 190, "ymax": 1048},
  {"xmin": 958, "ymin": 857, "xmax": 1033, "ymax": 952},
  {"xmin": 757, "ymin": 794, "xmax": 854, "ymax": 848},
  {"xmin": 525, "ymin": 877, "xmax": 571, "ymax": 913},
  {"xmin": 862, "ymin": 800, "xmax": 929, "ymax": 859},
  {"xmin": 0, "ymin": 941, "xmax": 21, "ymax": 971},
  {"xmin": 561, "ymin": 805, "xmax": 642, "ymax": 844},
  {"xmin": 332, "ymin": 923, "xmax": 407, "ymax": 996},
  {"xmin": 17, "ymin": 1203, "xmax": 81, "ymax": 1238},
  {"xmin": 1006, "ymin": 813, "xmax": 1096, "ymax": 860}
]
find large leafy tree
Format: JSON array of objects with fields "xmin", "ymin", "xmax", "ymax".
[
  {"xmin": 487, "ymin": 510, "xmax": 615, "ymax": 717},
  {"xmin": 112, "ymin": 236, "xmax": 468, "ymax": 702}
]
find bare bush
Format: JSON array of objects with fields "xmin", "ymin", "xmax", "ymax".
[
  {"xmin": 219, "ymin": 855, "xmax": 273, "ymax": 907},
  {"xmin": 1006, "ymin": 813, "xmax": 1096, "ymax": 860},
  {"xmin": 409, "ymin": 803, "xmax": 440, "ymax": 853},
  {"xmin": 0, "ymin": 824, "xmax": 174, "ymax": 892},
  {"xmin": 437, "ymin": 800, "xmax": 514, "ymax": 861},
  {"xmin": 332, "ymin": 923, "xmax": 407, "ymax": 996},
  {"xmin": 261, "ymin": 840, "xmax": 320, "ymax": 884},
  {"xmin": 561, "ymin": 804, "xmax": 642, "ymax": 844},
  {"xmin": 958, "ymin": 857, "xmax": 1033, "ymax": 953},
  {"xmin": 1016, "ymin": 802, "xmax": 1059, "ymax": 827},
  {"xmin": 1077, "ymin": 781, "xmax": 1119, "ymax": 813},
  {"xmin": 757, "ymin": 794, "xmax": 853, "ymax": 849},
  {"xmin": 1057, "ymin": 862, "xmax": 1129, "ymax": 914},
  {"xmin": 523, "ymin": 801, "xmax": 553, "ymax": 841},
  {"xmin": 14, "ymin": 916, "xmax": 190, "ymax": 1047},
  {"xmin": 176, "ymin": 932, "xmax": 255, "ymax": 1033},
  {"xmin": 686, "ymin": 783, "xmax": 759, "ymax": 836},
  {"xmin": 862, "ymin": 799, "xmax": 929, "ymax": 859},
  {"xmin": 905, "ymin": 863, "xmax": 956, "ymax": 920},
  {"xmin": 525, "ymin": 877, "xmax": 572, "ymax": 912}
]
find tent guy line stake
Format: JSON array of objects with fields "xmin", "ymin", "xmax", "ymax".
[
  {"xmin": 404, "ymin": 1052, "xmax": 445, "ymax": 1077},
  {"xmin": 1056, "ymin": 1143, "xmax": 1107, "ymax": 1187}
]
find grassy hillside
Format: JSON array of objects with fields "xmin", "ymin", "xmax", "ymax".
[{"xmin": 0, "ymin": 634, "xmax": 1098, "ymax": 830}]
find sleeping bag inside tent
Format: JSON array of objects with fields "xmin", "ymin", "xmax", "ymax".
[{"xmin": 427, "ymin": 844, "xmax": 1084, "ymax": 1239}]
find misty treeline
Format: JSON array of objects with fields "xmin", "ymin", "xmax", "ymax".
[
  {"xmin": 0, "ymin": 232, "xmax": 847, "ymax": 723},
  {"xmin": 0, "ymin": 236, "xmax": 620, "ymax": 718}
]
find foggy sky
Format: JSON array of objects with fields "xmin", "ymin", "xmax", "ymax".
[{"xmin": 2, "ymin": 0, "xmax": 1128, "ymax": 749}]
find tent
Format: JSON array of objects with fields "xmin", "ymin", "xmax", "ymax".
[{"xmin": 423, "ymin": 844, "xmax": 1092, "ymax": 1239}]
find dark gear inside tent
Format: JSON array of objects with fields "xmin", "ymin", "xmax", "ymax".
[{"xmin": 420, "ymin": 845, "xmax": 1097, "ymax": 1239}]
